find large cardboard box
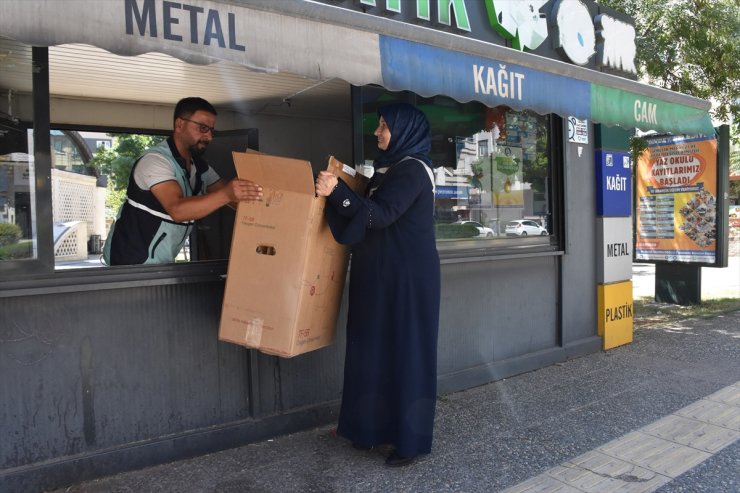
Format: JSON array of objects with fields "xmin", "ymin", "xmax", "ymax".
[{"xmin": 219, "ymin": 153, "xmax": 366, "ymax": 357}]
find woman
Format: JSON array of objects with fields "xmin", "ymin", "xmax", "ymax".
[{"xmin": 315, "ymin": 102, "xmax": 441, "ymax": 467}]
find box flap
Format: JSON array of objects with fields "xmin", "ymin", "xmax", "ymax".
[
  {"xmin": 327, "ymin": 156, "xmax": 369, "ymax": 194},
  {"xmin": 233, "ymin": 151, "xmax": 314, "ymax": 195}
]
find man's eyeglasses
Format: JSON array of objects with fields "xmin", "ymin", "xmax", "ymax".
[{"xmin": 180, "ymin": 117, "xmax": 215, "ymax": 134}]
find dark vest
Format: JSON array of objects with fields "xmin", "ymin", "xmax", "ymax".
[{"xmin": 103, "ymin": 137, "xmax": 209, "ymax": 265}]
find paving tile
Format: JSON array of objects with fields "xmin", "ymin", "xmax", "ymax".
[
  {"xmin": 500, "ymin": 474, "xmax": 581, "ymax": 493},
  {"xmin": 674, "ymin": 399, "xmax": 740, "ymax": 431},
  {"xmin": 705, "ymin": 384, "xmax": 740, "ymax": 407},
  {"xmin": 547, "ymin": 450, "xmax": 671, "ymax": 493},
  {"xmin": 639, "ymin": 414, "xmax": 740, "ymax": 453},
  {"xmin": 597, "ymin": 432, "xmax": 711, "ymax": 478}
]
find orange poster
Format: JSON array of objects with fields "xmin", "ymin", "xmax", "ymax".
[{"xmin": 635, "ymin": 135, "xmax": 717, "ymax": 263}]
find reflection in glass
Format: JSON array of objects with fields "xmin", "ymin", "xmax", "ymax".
[
  {"xmin": 52, "ymin": 131, "xmax": 167, "ymax": 269},
  {"xmin": 0, "ymin": 37, "xmax": 36, "ymax": 261},
  {"xmin": 51, "ymin": 130, "xmax": 114, "ymax": 269},
  {"xmin": 443, "ymin": 107, "xmax": 551, "ymax": 239},
  {"xmin": 360, "ymin": 89, "xmax": 553, "ymax": 242},
  {"xmin": 0, "ymin": 142, "xmax": 36, "ymax": 260}
]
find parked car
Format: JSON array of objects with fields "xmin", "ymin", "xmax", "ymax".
[
  {"xmin": 505, "ymin": 219, "xmax": 547, "ymax": 236},
  {"xmin": 455, "ymin": 220, "xmax": 495, "ymax": 238}
]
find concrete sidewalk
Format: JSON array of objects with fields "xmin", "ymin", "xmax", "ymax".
[
  {"xmin": 632, "ymin": 257, "xmax": 740, "ymax": 300},
  {"xmin": 52, "ymin": 310, "xmax": 740, "ymax": 493}
]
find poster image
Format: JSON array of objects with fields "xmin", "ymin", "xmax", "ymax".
[
  {"xmin": 491, "ymin": 145, "xmax": 524, "ymax": 208},
  {"xmin": 636, "ymin": 135, "xmax": 717, "ymax": 263}
]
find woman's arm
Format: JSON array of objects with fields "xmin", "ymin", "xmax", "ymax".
[{"xmin": 325, "ymin": 161, "xmax": 430, "ymax": 228}]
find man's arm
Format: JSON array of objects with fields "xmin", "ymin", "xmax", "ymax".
[{"xmin": 151, "ymin": 178, "xmax": 262, "ymax": 222}]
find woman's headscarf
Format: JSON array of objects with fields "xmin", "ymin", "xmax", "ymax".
[{"xmin": 374, "ymin": 102, "xmax": 432, "ymax": 168}]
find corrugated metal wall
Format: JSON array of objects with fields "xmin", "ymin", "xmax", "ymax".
[{"xmin": 1, "ymin": 252, "xmax": 600, "ymax": 492}]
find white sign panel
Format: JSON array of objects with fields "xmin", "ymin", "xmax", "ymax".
[
  {"xmin": 568, "ymin": 117, "xmax": 589, "ymax": 144},
  {"xmin": 596, "ymin": 216, "xmax": 633, "ymax": 284}
]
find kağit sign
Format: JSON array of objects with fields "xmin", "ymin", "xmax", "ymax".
[{"xmin": 329, "ymin": 0, "xmax": 637, "ymax": 76}]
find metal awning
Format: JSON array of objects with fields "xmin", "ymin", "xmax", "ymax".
[{"xmin": 0, "ymin": 0, "xmax": 714, "ymax": 135}]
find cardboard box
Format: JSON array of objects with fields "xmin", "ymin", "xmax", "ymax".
[{"xmin": 219, "ymin": 154, "xmax": 367, "ymax": 357}]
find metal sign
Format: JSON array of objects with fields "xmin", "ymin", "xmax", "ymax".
[
  {"xmin": 597, "ymin": 280, "xmax": 633, "ymax": 350},
  {"xmin": 596, "ymin": 217, "xmax": 632, "ymax": 284}
]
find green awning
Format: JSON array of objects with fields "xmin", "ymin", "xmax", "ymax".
[{"xmin": 591, "ymin": 85, "xmax": 715, "ymax": 135}]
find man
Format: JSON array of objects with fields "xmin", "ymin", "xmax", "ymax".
[{"xmin": 103, "ymin": 97, "xmax": 262, "ymax": 265}]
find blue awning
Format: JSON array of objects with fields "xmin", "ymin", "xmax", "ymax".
[{"xmin": 380, "ymin": 36, "xmax": 591, "ymax": 121}]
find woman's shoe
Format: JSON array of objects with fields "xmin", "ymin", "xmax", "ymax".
[{"xmin": 385, "ymin": 450, "xmax": 416, "ymax": 467}]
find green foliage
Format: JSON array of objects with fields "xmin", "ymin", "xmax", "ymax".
[
  {"xmin": 628, "ymin": 135, "xmax": 650, "ymax": 168},
  {"xmin": 731, "ymin": 148, "xmax": 740, "ymax": 176},
  {"xmin": 106, "ymin": 182, "xmax": 127, "ymax": 217},
  {"xmin": 0, "ymin": 223, "xmax": 22, "ymax": 247},
  {"xmin": 598, "ymin": 0, "xmax": 740, "ymax": 138},
  {"xmin": 435, "ymin": 223, "xmax": 480, "ymax": 239},
  {"xmin": 0, "ymin": 241, "xmax": 33, "ymax": 260},
  {"xmin": 88, "ymin": 134, "xmax": 166, "ymax": 192}
]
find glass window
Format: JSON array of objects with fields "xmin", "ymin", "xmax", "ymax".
[
  {"xmin": 0, "ymin": 38, "xmax": 36, "ymax": 262},
  {"xmin": 52, "ymin": 130, "xmax": 167, "ymax": 270},
  {"xmin": 357, "ymin": 87, "xmax": 558, "ymax": 248},
  {"xmin": 49, "ymin": 127, "xmax": 255, "ymax": 270}
]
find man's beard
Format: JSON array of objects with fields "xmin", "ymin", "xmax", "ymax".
[{"xmin": 189, "ymin": 142, "xmax": 208, "ymax": 157}]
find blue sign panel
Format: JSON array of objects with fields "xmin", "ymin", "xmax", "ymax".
[
  {"xmin": 435, "ymin": 186, "xmax": 469, "ymax": 199},
  {"xmin": 595, "ymin": 150, "xmax": 632, "ymax": 217},
  {"xmin": 379, "ymin": 36, "xmax": 591, "ymax": 119}
]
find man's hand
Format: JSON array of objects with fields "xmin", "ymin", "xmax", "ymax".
[
  {"xmin": 151, "ymin": 178, "xmax": 263, "ymax": 222},
  {"xmin": 224, "ymin": 178, "xmax": 263, "ymax": 202},
  {"xmin": 315, "ymin": 171, "xmax": 338, "ymax": 197}
]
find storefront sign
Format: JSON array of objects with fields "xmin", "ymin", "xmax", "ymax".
[
  {"xmin": 349, "ymin": 0, "xmax": 637, "ymax": 75},
  {"xmin": 361, "ymin": 0, "xmax": 471, "ymax": 31},
  {"xmin": 635, "ymin": 135, "xmax": 718, "ymax": 263},
  {"xmin": 568, "ymin": 117, "xmax": 589, "ymax": 144},
  {"xmin": 0, "ymin": 0, "xmax": 714, "ymax": 136},
  {"xmin": 552, "ymin": 0, "xmax": 596, "ymax": 66},
  {"xmin": 595, "ymin": 150, "xmax": 631, "ymax": 217},
  {"xmin": 596, "ymin": 217, "xmax": 632, "ymax": 284},
  {"xmin": 125, "ymin": 0, "xmax": 245, "ymax": 51},
  {"xmin": 591, "ymin": 85, "xmax": 714, "ymax": 136},
  {"xmin": 485, "ymin": 1, "xmax": 548, "ymax": 51},
  {"xmin": 597, "ymin": 280, "xmax": 633, "ymax": 350},
  {"xmin": 380, "ymin": 36, "xmax": 591, "ymax": 119},
  {"xmin": 435, "ymin": 186, "xmax": 469, "ymax": 199}
]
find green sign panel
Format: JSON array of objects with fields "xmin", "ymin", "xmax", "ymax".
[{"xmin": 591, "ymin": 85, "xmax": 714, "ymax": 135}]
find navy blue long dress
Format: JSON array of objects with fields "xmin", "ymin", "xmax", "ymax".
[{"xmin": 324, "ymin": 104, "xmax": 441, "ymax": 458}]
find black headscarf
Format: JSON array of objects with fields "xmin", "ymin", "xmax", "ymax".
[{"xmin": 374, "ymin": 103, "xmax": 432, "ymax": 168}]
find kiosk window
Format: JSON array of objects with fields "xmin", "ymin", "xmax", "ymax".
[
  {"xmin": 357, "ymin": 88, "xmax": 559, "ymax": 249},
  {"xmin": 0, "ymin": 39, "xmax": 36, "ymax": 264},
  {"xmin": 51, "ymin": 131, "xmax": 168, "ymax": 270}
]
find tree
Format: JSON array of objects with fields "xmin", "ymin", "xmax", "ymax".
[
  {"xmin": 88, "ymin": 133, "xmax": 165, "ymax": 215},
  {"xmin": 597, "ymin": 0, "xmax": 740, "ymax": 137}
]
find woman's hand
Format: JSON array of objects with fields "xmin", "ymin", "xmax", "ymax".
[{"xmin": 315, "ymin": 171, "xmax": 339, "ymax": 197}]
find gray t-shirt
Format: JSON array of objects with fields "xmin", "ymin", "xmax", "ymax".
[{"xmin": 133, "ymin": 153, "xmax": 220, "ymax": 192}]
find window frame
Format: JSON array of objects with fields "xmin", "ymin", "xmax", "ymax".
[
  {"xmin": 1, "ymin": 47, "xmax": 54, "ymax": 278},
  {"xmin": 351, "ymin": 85, "xmax": 565, "ymax": 263},
  {"xmin": 0, "ymin": 47, "xmax": 230, "ymax": 292}
]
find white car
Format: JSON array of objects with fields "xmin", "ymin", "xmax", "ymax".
[
  {"xmin": 456, "ymin": 220, "xmax": 495, "ymax": 238},
  {"xmin": 505, "ymin": 219, "xmax": 548, "ymax": 236}
]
